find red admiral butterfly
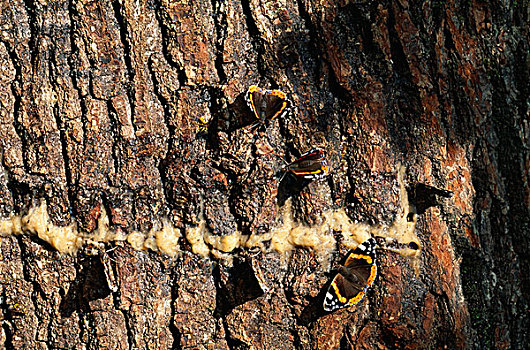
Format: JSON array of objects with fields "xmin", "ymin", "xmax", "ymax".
[
  {"xmin": 285, "ymin": 147, "xmax": 330, "ymax": 180},
  {"xmin": 246, "ymin": 85, "xmax": 291, "ymax": 127},
  {"xmin": 323, "ymin": 237, "xmax": 377, "ymax": 312}
]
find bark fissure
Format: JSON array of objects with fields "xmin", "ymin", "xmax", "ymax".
[
  {"xmin": 65, "ymin": 0, "xmax": 88, "ymax": 169},
  {"xmin": 147, "ymin": 59, "xmax": 176, "ymax": 215},
  {"xmin": 111, "ymin": 0, "xmax": 137, "ymax": 130},
  {"xmin": 294, "ymin": 0, "xmax": 323, "ymax": 84},
  {"xmin": 22, "ymin": 0, "xmax": 38, "ymax": 70},
  {"xmin": 49, "ymin": 50, "xmax": 75, "ymax": 220},
  {"xmin": 0, "ymin": 292, "xmax": 15, "ymax": 349},
  {"xmin": 15, "ymin": 236, "xmax": 52, "ymax": 348},
  {"xmin": 151, "ymin": 0, "xmax": 189, "ymax": 86},
  {"xmin": 168, "ymin": 270, "xmax": 183, "ymax": 350},
  {"xmin": 212, "ymin": 0, "xmax": 228, "ymax": 84},
  {"xmin": 240, "ymin": 0, "xmax": 267, "ymax": 79},
  {"xmin": 105, "ymin": 100, "xmax": 122, "ymax": 192},
  {"xmin": 4, "ymin": 44, "xmax": 32, "ymax": 178},
  {"xmin": 119, "ymin": 303, "xmax": 135, "ymax": 350}
]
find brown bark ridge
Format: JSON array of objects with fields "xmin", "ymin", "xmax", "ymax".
[{"xmin": 0, "ymin": 0, "xmax": 528, "ymax": 348}]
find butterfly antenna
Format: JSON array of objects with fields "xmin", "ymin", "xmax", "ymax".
[
  {"xmin": 102, "ymin": 244, "xmax": 118, "ymax": 263},
  {"xmin": 278, "ymin": 169, "xmax": 288, "ymax": 183},
  {"xmin": 267, "ymin": 150, "xmax": 290, "ymax": 182},
  {"xmin": 243, "ymin": 121, "xmax": 260, "ymax": 135}
]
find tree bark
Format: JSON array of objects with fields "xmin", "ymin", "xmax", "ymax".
[{"xmin": 0, "ymin": 0, "xmax": 528, "ymax": 349}]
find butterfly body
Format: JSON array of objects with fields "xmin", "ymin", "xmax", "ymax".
[
  {"xmin": 246, "ymin": 85, "xmax": 291, "ymax": 127},
  {"xmin": 285, "ymin": 148, "xmax": 330, "ymax": 180},
  {"xmin": 323, "ymin": 238, "xmax": 377, "ymax": 312}
]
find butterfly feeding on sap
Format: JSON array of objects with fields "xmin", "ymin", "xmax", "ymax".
[{"xmin": 323, "ymin": 238, "xmax": 378, "ymax": 312}]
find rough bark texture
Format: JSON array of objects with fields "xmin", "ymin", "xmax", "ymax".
[{"xmin": 0, "ymin": 0, "xmax": 528, "ymax": 349}]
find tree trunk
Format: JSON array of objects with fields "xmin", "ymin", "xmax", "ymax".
[{"xmin": 0, "ymin": 0, "xmax": 528, "ymax": 349}]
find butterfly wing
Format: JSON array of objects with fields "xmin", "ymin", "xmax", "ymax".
[
  {"xmin": 323, "ymin": 238, "xmax": 378, "ymax": 312},
  {"xmin": 344, "ymin": 237, "xmax": 377, "ymax": 288},
  {"xmin": 247, "ymin": 85, "xmax": 264, "ymax": 121},
  {"xmin": 323, "ymin": 272, "xmax": 366, "ymax": 312},
  {"xmin": 286, "ymin": 148, "xmax": 330, "ymax": 179},
  {"xmin": 263, "ymin": 90, "xmax": 290, "ymax": 121},
  {"xmin": 247, "ymin": 85, "xmax": 290, "ymax": 124}
]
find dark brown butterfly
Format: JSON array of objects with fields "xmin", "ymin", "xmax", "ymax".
[
  {"xmin": 323, "ymin": 238, "xmax": 377, "ymax": 312},
  {"xmin": 246, "ymin": 85, "xmax": 291, "ymax": 128},
  {"xmin": 285, "ymin": 147, "xmax": 330, "ymax": 180}
]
